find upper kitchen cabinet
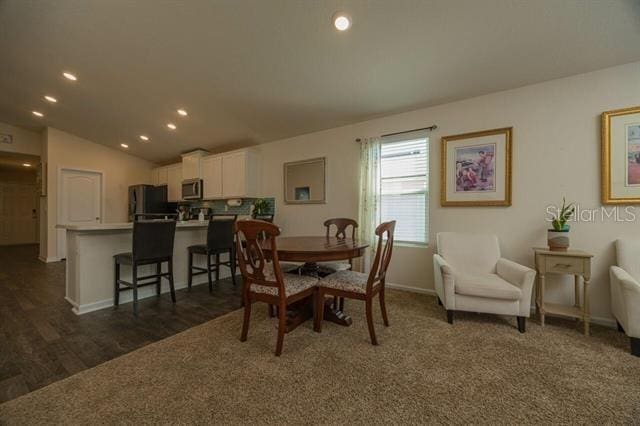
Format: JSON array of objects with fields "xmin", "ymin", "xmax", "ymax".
[
  {"xmin": 201, "ymin": 155, "xmax": 223, "ymax": 199},
  {"xmin": 181, "ymin": 150, "xmax": 209, "ymax": 180},
  {"xmin": 151, "ymin": 165, "xmax": 169, "ymax": 186},
  {"xmin": 221, "ymin": 149, "xmax": 259, "ymax": 198},
  {"xmin": 166, "ymin": 163, "xmax": 183, "ymax": 202}
]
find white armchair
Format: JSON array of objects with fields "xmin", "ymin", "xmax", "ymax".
[
  {"xmin": 610, "ymin": 239, "xmax": 640, "ymax": 357},
  {"xmin": 433, "ymin": 232, "xmax": 536, "ymax": 332}
]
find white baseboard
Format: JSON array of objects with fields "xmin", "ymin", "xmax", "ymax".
[
  {"xmin": 385, "ymin": 282, "xmax": 618, "ymax": 329},
  {"xmin": 39, "ymin": 255, "xmax": 60, "ymax": 263},
  {"xmin": 386, "ymin": 282, "xmax": 436, "ymax": 296},
  {"xmin": 68, "ymin": 276, "xmax": 224, "ymax": 315}
]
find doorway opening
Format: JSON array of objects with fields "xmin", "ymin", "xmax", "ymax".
[{"xmin": 0, "ymin": 152, "xmax": 40, "ymax": 248}]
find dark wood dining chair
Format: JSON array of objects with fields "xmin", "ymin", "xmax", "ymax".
[
  {"xmin": 114, "ymin": 220, "xmax": 177, "ymax": 316},
  {"xmin": 187, "ymin": 217, "xmax": 237, "ymax": 291},
  {"xmin": 315, "ymin": 221, "xmax": 396, "ymax": 345},
  {"xmin": 236, "ymin": 219, "xmax": 318, "ymax": 356},
  {"xmin": 322, "ymin": 218, "xmax": 359, "ymax": 311}
]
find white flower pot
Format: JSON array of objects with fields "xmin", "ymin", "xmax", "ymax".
[{"xmin": 548, "ymin": 229, "xmax": 570, "ymax": 251}]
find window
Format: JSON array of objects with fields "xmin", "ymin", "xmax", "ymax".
[{"xmin": 379, "ymin": 136, "xmax": 428, "ymax": 244}]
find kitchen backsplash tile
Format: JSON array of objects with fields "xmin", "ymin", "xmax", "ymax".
[{"xmin": 179, "ymin": 197, "xmax": 275, "ymax": 217}]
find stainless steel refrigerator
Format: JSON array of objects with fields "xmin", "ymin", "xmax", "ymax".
[{"xmin": 128, "ymin": 185, "xmax": 169, "ymax": 221}]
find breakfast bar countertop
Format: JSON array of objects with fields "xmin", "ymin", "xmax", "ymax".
[{"xmin": 56, "ymin": 220, "xmax": 211, "ymax": 232}]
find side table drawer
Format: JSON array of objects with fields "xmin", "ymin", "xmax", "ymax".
[{"xmin": 545, "ymin": 255, "xmax": 584, "ymax": 274}]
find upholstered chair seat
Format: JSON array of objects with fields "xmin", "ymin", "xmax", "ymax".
[
  {"xmin": 610, "ymin": 239, "xmax": 640, "ymax": 356},
  {"xmin": 319, "ymin": 270, "xmax": 370, "ymax": 294},
  {"xmin": 433, "ymin": 232, "xmax": 536, "ymax": 332},
  {"xmin": 251, "ymin": 274, "xmax": 318, "ymax": 298}
]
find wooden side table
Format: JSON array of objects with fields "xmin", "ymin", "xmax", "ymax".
[{"xmin": 533, "ymin": 248, "xmax": 594, "ymax": 336}]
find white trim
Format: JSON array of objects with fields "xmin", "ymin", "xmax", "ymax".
[
  {"xmin": 386, "ymin": 282, "xmax": 618, "ymax": 329},
  {"xmin": 39, "ymin": 255, "xmax": 60, "ymax": 263},
  {"xmin": 386, "ymin": 282, "xmax": 436, "ymax": 295}
]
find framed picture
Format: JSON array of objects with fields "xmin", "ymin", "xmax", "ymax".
[
  {"xmin": 441, "ymin": 127, "xmax": 512, "ymax": 206},
  {"xmin": 602, "ymin": 106, "xmax": 640, "ymax": 204}
]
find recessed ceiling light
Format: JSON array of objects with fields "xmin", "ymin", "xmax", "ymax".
[
  {"xmin": 120, "ymin": 143, "xmax": 129, "ymax": 148},
  {"xmin": 333, "ymin": 13, "xmax": 351, "ymax": 31},
  {"xmin": 32, "ymin": 111, "xmax": 44, "ymax": 117},
  {"xmin": 139, "ymin": 135, "xmax": 149, "ymax": 141},
  {"xmin": 23, "ymin": 163, "xmax": 32, "ymax": 167},
  {"xmin": 44, "ymin": 95, "xmax": 57, "ymax": 103},
  {"xmin": 167, "ymin": 123, "xmax": 177, "ymax": 130},
  {"xmin": 177, "ymin": 109, "xmax": 188, "ymax": 117},
  {"xmin": 63, "ymin": 72, "xmax": 77, "ymax": 81}
]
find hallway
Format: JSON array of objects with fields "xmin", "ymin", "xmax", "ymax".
[{"xmin": 0, "ymin": 245, "xmax": 242, "ymax": 403}]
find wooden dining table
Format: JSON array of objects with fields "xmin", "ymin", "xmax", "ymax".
[{"xmin": 261, "ymin": 236, "xmax": 368, "ymax": 331}]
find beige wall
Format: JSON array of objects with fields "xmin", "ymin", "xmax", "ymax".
[
  {"xmin": 256, "ymin": 60, "xmax": 640, "ymax": 323},
  {"xmin": 41, "ymin": 127, "xmax": 153, "ymax": 260},
  {"xmin": 0, "ymin": 122, "xmax": 41, "ymax": 156}
]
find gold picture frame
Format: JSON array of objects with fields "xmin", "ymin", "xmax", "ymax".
[
  {"xmin": 601, "ymin": 106, "xmax": 640, "ymax": 204},
  {"xmin": 441, "ymin": 127, "xmax": 512, "ymax": 207}
]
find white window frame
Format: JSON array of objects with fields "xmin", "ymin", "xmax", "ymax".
[{"xmin": 379, "ymin": 135, "xmax": 429, "ymax": 246}]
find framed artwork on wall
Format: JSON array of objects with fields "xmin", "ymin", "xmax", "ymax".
[
  {"xmin": 441, "ymin": 127, "xmax": 512, "ymax": 206},
  {"xmin": 602, "ymin": 106, "xmax": 640, "ymax": 204}
]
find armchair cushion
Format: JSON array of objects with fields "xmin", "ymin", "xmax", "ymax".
[
  {"xmin": 454, "ymin": 273, "xmax": 522, "ymax": 301},
  {"xmin": 437, "ymin": 232, "xmax": 501, "ymax": 274}
]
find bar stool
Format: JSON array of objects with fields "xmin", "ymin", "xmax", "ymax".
[
  {"xmin": 114, "ymin": 220, "xmax": 177, "ymax": 316},
  {"xmin": 188, "ymin": 218, "xmax": 237, "ymax": 291}
]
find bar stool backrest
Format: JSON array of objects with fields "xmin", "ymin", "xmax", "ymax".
[
  {"xmin": 132, "ymin": 220, "xmax": 177, "ymax": 262},
  {"xmin": 207, "ymin": 218, "xmax": 236, "ymax": 251}
]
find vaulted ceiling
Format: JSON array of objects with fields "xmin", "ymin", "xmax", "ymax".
[{"xmin": 1, "ymin": 0, "xmax": 639, "ymax": 163}]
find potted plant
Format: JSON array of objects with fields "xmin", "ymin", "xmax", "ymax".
[
  {"xmin": 252, "ymin": 198, "xmax": 269, "ymax": 217},
  {"xmin": 548, "ymin": 197, "xmax": 575, "ymax": 251}
]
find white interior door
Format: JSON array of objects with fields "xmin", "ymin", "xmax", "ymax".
[
  {"xmin": 0, "ymin": 183, "xmax": 38, "ymax": 245},
  {"xmin": 57, "ymin": 169, "xmax": 102, "ymax": 259}
]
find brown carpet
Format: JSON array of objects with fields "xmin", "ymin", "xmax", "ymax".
[{"xmin": 1, "ymin": 290, "xmax": 639, "ymax": 424}]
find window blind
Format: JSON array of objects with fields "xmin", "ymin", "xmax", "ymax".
[{"xmin": 380, "ymin": 137, "xmax": 428, "ymax": 244}]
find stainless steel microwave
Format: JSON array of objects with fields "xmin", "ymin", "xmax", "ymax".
[{"xmin": 181, "ymin": 179, "xmax": 203, "ymax": 200}]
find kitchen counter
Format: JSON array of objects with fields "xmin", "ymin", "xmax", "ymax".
[
  {"xmin": 56, "ymin": 220, "xmax": 210, "ymax": 232},
  {"xmin": 59, "ymin": 220, "xmax": 234, "ymax": 315}
]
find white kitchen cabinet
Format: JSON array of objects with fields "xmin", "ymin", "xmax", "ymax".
[
  {"xmin": 201, "ymin": 155, "xmax": 223, "ymax": 199},
  {"xmin": 181, "ymin": 150, "xmax": 208, "ymax": 180},
  {"xmin": 166, "ymin": 163, "xmax": 183, "ymax": 202},
  {"xmin": 157, "ymin": 166, "xmax": 169, "ymax": 186},
  {"xmin": 150, "ymin": 168, "xmax": 159, "ymax": 186},
  {"xmin": 222, "ymin": 149, "xmax": 259, "ymax": 198}
]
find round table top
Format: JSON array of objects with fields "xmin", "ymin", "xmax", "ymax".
[{"xmin": 265, "ymin": 236, "xmax": 368, "ymax": 263}]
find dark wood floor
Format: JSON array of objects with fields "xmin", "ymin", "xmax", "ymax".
[{"xmin": 0, "ymin": 245, "xmax": 243, "ymax": 404}]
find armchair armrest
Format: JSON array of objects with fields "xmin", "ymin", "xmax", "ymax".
[
  {"xmin": 433, "ymin": 254, "xmax": 455, "ymax": 309},
  {"xmin": 496, "ymin": 258, "xmax": 536, "ymax": 317},
  {"xmin": 610, "ymin": 266, "xmax": 640, "ymax": 337}
]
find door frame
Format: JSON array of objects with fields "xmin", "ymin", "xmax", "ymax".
[{"xmin": 57, "ymin": 167, "xmax": 106, "ymax": 259}]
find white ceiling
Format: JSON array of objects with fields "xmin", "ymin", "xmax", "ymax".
[
  {"xmin": 0, "ymin": 152, "xmax": 39, "ymax": 171},
  {"xmin": 1, "ymin": 0, "xmax": 639, "ymax": 163}
]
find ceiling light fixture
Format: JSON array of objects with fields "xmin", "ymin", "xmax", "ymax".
[
  {"xmin": 23, "ymin": 163, "xmax": 32, "ymax": 167},
  {"xmin": 139, "ymin": 135, "xmax": 149, "ymax": 141},
  {"xmin": 167, "ymin": 123, "xmax": 177, "ymax": 130},
  {"xmin": 333, "ymin": 12, "xmax": 351, "ymax": 31},
  {"xmin": 44, "ymin": 95, "xmax": 57, "ymax": 103},
  {"xmin": 32, "ymin": 111, "xmax": 44, "ymax": 117},
  {"xmin": 120, "ymin": 143, "xmax": 129, "ymax": 148},
  {"xmin": 63, "ymin": 72, "xmax": 77, "ymax": 81},
  {"xmin": 177, "ymin": 109, "xmax": 188, "ymax": 117}
]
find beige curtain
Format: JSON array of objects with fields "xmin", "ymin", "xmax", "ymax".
[{"xmin": 357, "ymin": 137, "xmax": 381, "ymax": 272}]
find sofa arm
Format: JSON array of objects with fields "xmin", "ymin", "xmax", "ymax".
[
  {"xmin": 496, "ymin": 258, "xmax": 536, "ymax": 317},
  {"xmin": 611, "ymin": 266, "xmax": 640, "ymax": 337},
  {"xmin": 433, "ymin": 254, "xmax": 455, "ymax": 309}
]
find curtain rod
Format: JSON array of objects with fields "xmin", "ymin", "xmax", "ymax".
[{"xmin": 355, "ymin": 125, "xmax": 438, "ymax": 142}]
